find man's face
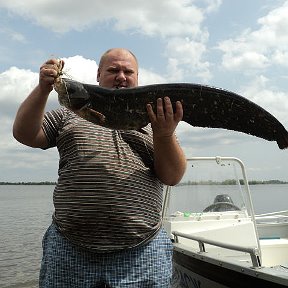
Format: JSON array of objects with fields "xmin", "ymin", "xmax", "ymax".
[{"xmin": 97, "ymin": 49, "xmax": 138, "ymax": 89}]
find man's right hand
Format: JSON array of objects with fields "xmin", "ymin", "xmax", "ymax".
[{"xmin": 39, "ymin": 58, "xmax": 64, "ymax": 93}]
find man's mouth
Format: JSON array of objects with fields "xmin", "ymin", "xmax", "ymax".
[{"xmin": 115, "ymin": 85, "xmax": 127, "ymax": 89}]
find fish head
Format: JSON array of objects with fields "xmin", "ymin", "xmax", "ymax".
[{"xmin": 55, "ymin": 78, "xmax": 90, "ymax": 110}]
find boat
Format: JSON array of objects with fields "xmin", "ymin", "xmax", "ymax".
[{"xmin": 162, "ymin": 156, "xmax": 288, "ymax": 288}]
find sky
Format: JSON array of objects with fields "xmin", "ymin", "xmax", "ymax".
[{"xmin": 0, "ymin": 0, "xmax": 288, "ymax": 182}]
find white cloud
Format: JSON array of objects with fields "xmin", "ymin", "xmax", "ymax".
[
  {"xmin": 138, "ymin": 69, "xmax": 167, "ymax": 86},
  {"xmin": 62, "ymin": 55, "xmax": 98, "ymax": 84},
  {"xmin": 0, "ymin": 0, "xmax": 214, "ymax": 36},
  {"xmin": 0, "ymin": 0, "xmax": 222, "ymax": 82},
  {"xmin": 202, "ymin": 0, "xmax": 222, "ymax": 14},
  {"xmin": 272, "ymin": 49, "xmax": 288, "ymax": 66},
  {"xmin": 218, "ymin": 1, "xmax": 288, "ymax": 71},
  {"xmin": 0, "ymin": 67, "xmax": 38, "ymax": 108},
  {"xmin": 0, "ymin": 0, "xmax": 205, "ymax": 36},
  {"xmin": 220, "ymin": 48, "xmax": 269, "ymax": 71},
  {"xmin": 165, "ymin": 36, "xmax": 211, "ymax": 81},
  {"xmin": 0, "ymin": 27, "xmax": 27, "ymax": 43},
  {"xmin": 240, "ymin": 75, "xmax": 288, "ymax": 127}
]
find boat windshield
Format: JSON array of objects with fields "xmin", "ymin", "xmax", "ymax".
[{"xmin": 163, "ymin": 157, "xmax": 255, "ymax": 218}]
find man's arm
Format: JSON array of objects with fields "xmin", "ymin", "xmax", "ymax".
[
  {"xmin": 147, "ymin": 97, "xmax": 187, "ymax": 186},
  {"xmin": 13, "ymin": 59, "xmax": 61, "ymax": 148}
]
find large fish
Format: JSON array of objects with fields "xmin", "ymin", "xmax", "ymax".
[{"xmin": 54, "ymin": 78, "xmax": 288, "ymax": 149}]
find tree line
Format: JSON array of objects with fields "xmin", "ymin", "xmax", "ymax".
[
  {"xmin": 177, "ymin": 179, "xmax": 288, "ymax": 186},
  {"xmin": 0, "ymin": 181, "xmax": 56, "ymax": 185}
]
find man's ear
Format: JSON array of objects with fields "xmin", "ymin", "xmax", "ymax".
[{"xmin": 97, "ymin": 69, "xmax": 100, "ymax": 82}]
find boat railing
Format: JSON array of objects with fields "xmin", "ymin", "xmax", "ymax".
[
  {"xmin": 172, "ymin": 230, "xmax": 262, "ymax": 268},
  {"xmin": 256, "ymin": 210, "xmax": 288, "ymax": 217},
  {"xmin": 256, "ymin": 210, "xmax": 288, "ymax": 224},
  {"xmin": 256, "ymin": 215, "xmax": 288, "ymax": 224}
]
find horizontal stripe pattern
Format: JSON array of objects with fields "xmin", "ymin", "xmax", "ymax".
[{"xmin": 42, "ymin": 108, "xmax": 163, "ymax": 252}]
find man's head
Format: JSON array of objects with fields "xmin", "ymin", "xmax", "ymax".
[{"xmin": 97, "ymin": 48, "xmax": 138, "ymax": 89}]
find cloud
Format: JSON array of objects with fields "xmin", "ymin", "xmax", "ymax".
[
  {"xmin": 61, "ymin": 55, "xmax": 98, "ymax": 83},
  {"xmin": 272, "ymin": 50, "xmax": 288, "ymax": 65},
  {"xmin": 176, "ymin": 120, "xmax": 260, "ymax": 154},
  {"xmin": 202, "ymin": 0, "xmax": 222, "ymax": 13},
  {"xmin": 239, "ymin": 75, "xmax": 288, "ymax": 126},
  {"xmin": 0, "ymin": 67, "xmax": 38, "ymax": 118},
  {"xmin": 218, "ymin": 1, "xmax": 288, "ymax": 71},
  {"xmin": 0, "ymin": 0, "xmax": 214, "ymax": 36},
  {"xmin": 0, "ymin": 0, "xmax": 222, "ymax": 82},
  {"xmin": 165, "ymin": 36, "xmax": 211, "ymax": 81},
  {"xmin": 0, "ymin": 27, "xmax": 27, "ymax": 43},
  {"xmin": 138, "ymin": 69, "xmax": 167, "ymax": 86},
  {"xmin": 220, "ymin": 47, "xmax": 269, "ymax": 71}
]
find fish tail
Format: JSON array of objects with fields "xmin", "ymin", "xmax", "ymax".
[{"xmin": 277, "ymin": 131, "xmax": 288, "ymax": 149}]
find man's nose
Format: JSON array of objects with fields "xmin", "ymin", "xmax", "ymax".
[{"xmin": 116, "ymin": 71, "xmax": 126, "ymax": 81}]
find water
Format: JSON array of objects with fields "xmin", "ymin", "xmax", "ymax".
[
  {"xmin": 0, "ymin": 184, "xmax": 287, "ymax": 287},
  {"xmin": 249, "ymin": 184, "xmax": 288, "ymax": 214},
  {"xmin": 0, "ymin": 185, "xmax": 54, "ymax": 288}
]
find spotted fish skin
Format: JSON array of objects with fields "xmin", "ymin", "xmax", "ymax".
[{"xmin": 54, "ymin": 78, "xmax": 288, "ymax": 149}]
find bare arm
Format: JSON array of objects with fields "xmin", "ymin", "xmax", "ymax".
[
  {"xmin": 147, "ymin": 97, "xmax": 187, "ymax": 186},
  {"xmin": 13, "ymin": 59, "xmax": 62, "ymax": 148}
]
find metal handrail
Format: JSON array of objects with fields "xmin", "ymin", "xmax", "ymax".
[{"xmin": 173, "ymin": 230, "xmax": 262, "ymax": 268}]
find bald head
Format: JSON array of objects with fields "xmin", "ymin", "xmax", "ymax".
[
  {"xmin": 98, "ymin": 48, "xmax": 138, "ymax": 69},
  {"xmin": 97, "ymin": 48, "xmax": 139, "ymax": 88}
]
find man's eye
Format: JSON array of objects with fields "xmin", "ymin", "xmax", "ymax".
[{"xmin": 108, "ymin": 69, "xmax": 119, "ymax": 73}]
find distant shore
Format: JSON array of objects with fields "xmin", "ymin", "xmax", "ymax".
[
  {"xmin": 177, "ymin": 179, "xmax": 288, "ymax": 186},
  {"xmin": 1, "ymin": 180, "xmax": 287, "ymax": 185},
  {"xmin": 0, "ymin": 182, "xmax": 56, "ymax": 185}
]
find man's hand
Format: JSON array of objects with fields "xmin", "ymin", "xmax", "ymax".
[
  {"xmin": 12, "ymin": 58, "xmax": 63, "ymax": 148},
  {"xmin": 146, "ymin": 97, "xmax": 186, "ymax": 185},
  {"xmin": 39, "ymin": 59, "xmax": 64, "ymax": 93},
  {"xmin": 146, "ymin": 97, "xmax": 183, "ymax": 137}
]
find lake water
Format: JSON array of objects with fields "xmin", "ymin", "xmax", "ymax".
[
  {"xmin": 0, "ymin": 184, "xmax": 287, "ymax": 287},
  {"xmin": 0, "ymin": 185, "xmax": 54, "ymax": 288}
]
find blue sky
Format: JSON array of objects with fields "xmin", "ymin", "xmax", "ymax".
[{"xmin": 0, "ymin": 0, "xmax": 288, "ymax": 182}]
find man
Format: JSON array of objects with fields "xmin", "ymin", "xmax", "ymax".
[{"xmin": 13, "ymin": 48, "xmax": 186, "ymax": 287}]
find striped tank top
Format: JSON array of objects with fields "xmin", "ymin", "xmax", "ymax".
[{"xmin": 42, "ymin": 108, "xmax": 163, "ymax": 252}]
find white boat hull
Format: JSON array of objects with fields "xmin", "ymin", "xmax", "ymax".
[{"xmin": 172, "ymin": 248, "xmax": 288, "ymax": 288}]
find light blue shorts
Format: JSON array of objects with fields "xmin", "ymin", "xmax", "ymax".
[{"xmin": 40, "ymin": 223, "xmax": 173, "ymax": 288}]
